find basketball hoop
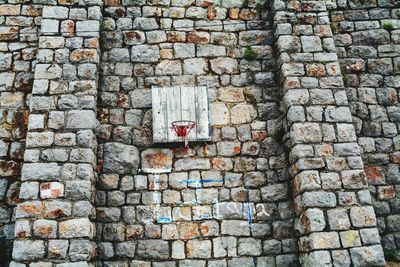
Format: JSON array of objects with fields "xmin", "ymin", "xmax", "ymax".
[{"xmin": 171, "ymin": 120, "xmax": 196, "ymax": 148}]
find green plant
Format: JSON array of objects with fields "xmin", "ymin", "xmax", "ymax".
[
  {"xmin": 382, "ymin": 21, "xmax": 395, "ymax": 31},
  {"xmin": 330, "ymin": 23, "xmax": 337, "ymax": 33},
  {"xmin": 384, "ymin": 248, "xmax": 400, "ymax": 262},
  {"xmin": 242, "ymin": 0, "xmax": 249, "ymax": 7},
  {"xmin": 243, "ymin": 46, "xmax": 258, "ymax": 60}
]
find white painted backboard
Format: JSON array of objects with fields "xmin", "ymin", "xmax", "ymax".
[{"xmin": 152, "ymin": 86, "xmax": 211, "ymax": 143}]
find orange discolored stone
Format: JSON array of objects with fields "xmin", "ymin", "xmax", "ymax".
[
  {"xmin": 187, "ymin": 32, "xmax": 210, "ymax": 44},
  {"xmin": 167, "ymin": 32, "xmax": 186, "ymax": 43},
  {"xmin": 228, "ymin": 8, "xmax": 240, "ymax": 19},
  {"xmin": 126, "ymin": 225, "xmax": 143, "ymax": 240},
  {"xmin": 306, "ymin": 64, "xmax": 327, "ymax": 77},
  {"xmin": 284, "ymin": 78, "xmax": 301, "ymax": 89},
  {"xmin": 377, "ymin": 185, "xmax": 396, "ymax": 200},
  {"xmin": 179, "ymin": 222, "xmax": 199, "ymax": 239},
  {"xmin": 252, "ymin": 131, "xmax": 266, "ymax": 142},
  {"xmin": 142, "ymin": 149, "xmax": 173, "ymax": 173},
  {"xmin": 0, "ymin": 4, "xmax": 20, "ymax": 16},
  {"xmin": 160, "ymin": 48, "xmax": 173, "ymax": 59},
  {"xmin": 207, "ymin": 6, "xmax": 216, "ymax": 20},
  {"xmin": 239, "ymin": 9, "xmax": 258, "ymax": 21},
  {"xmin": 70, "ymin": 49, "xmax": 98, "ymax": 63},
  {"xmin": 0, "ymin": 27, "xmax": 18, "ymax": 41},
  {"xmin": 364, "ymin": 165, "xmax": 385, "ymax": 185}
]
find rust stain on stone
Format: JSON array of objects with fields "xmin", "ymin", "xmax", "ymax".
[
  {"xmin": 207, "ymin": 6, "xmax": 216, "ymax": 20},
  {"xmin": 45, "ymin": 208, "xmax": 66, "ymax": 219},
  {"xmin": 36, "ymin": 225, "xmax": 54, "ymax": 237},
  {"xmin": 187, "ymin": 33, "xmax": 209, "ymax": 44},
  {"xmin": 144, "ymin": 151, "xmax": 171, "ymax": 169},
  {"xmin": 252, "ymin": 131, "xmax": 266, "ymax": 142},
  {"xmin": 364, "ymin": 166, "xmax": 384, "ymax": 184}
]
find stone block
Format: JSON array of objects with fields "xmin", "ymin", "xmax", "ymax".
[
  {"xmin": 21, "ymin": 163, "xmax": 61, "ymax": 181},
  {"xmin": 299, "ymin": 208, "xmax": 325, "ymax": 234},
  {"xmin": 12, "ymin": 240, "xmax": 45, "ymax": 261},
  {"xmin": 187, "ymin": 239, "xmax": 212, "ymax": 258},
  {"xmin": 350, "ymin": 206, "xmax": 377, "ymax": 227},
  {"xmin": 238, "ymin": 238, "xmax": 262, "ymax": 256},
  {"xmin": 341, "ymin": 170, "xmax": 368, "ymax": 189},
  {"xmin": 221, "ymin": 220, "xmax": 250, "ymax": 236},
  {"xmin": 350, "ymin": 245, "xmax": 385, "ymax": 266},
  {"xmin": 131, "ymin": 45, "xmax": 160, "ymax": 62},
  {"xmin": 340, "ymin": 230, "xmax": 361, "ymax": 248},
  {"xmin": 103, "ymin": 142, "xmax": 140, "ymax": 174},
  {"xmin": 40, "ymin": 182, "xmax": 64, "ymax": 199},
  {"xmin": 230, "ymin": 104, "xmax": 257, "ymax": 124},
  {"xmin": 33, "ymin": 219, "xmax": 57, "ymax": 238},
  {"xmin": 137, "ymin": 240, "xmax": 169, "ymax": 259},
  {"xmin": 304, "ymin": 232, "xmax": 341, "ymax": 251},
  {"xmin": 302, "ymin": 191, "xmax": 337, "ymax": 208},
  {"xmin": 59, "ymin": 218, "xmax": 94, "ymax": 238},
  {"xmin": 66, "ymin": 110, "xmax": 98, "ymax": 129}
]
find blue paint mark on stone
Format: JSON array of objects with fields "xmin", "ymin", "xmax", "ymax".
[{"xmin": 157, "ymin": 217, "xmax": 172, "ymax": 223}]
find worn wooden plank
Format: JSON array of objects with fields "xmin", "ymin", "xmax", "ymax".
[
  {"xmin": 166, "ymin": 86, "xmax": 182, "ymax": 142},
  {"xmin": 180, "ymin": 86, "xmax": 197, "ymax": 141},
  {"xmin": 196, "ymin": 86, "xmax": 211, "ymax": 141},
  {"xmin": 152, "ymin": 87, "xmax": 168, "ymax": 143}
]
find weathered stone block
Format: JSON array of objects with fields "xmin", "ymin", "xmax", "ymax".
[
  {"xmin": 59, "ymin": 218, "xmax": 94, "ymax": 238},
  {"xmin": 137, "ymin": 240, "xmax": 169, "ymax": 259},
  {"xmin": 103, "ymin": 142, "xmax": 140, "ymax": 174},
  {"xmin": 350, "ymin": 245, "xmax": 385, "ymax": 266},
  {"xmin": 350, "ymin": 206, "xmax": 377, "ymax": 227},
  {"xmin": 66, "ymin": 110, "xmax": 98, "ymax": 129},
  {"xmin": 12, "ymin": 240, "xmax": 45, "ymax": 261}
]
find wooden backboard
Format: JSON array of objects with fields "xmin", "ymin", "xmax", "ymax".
[{"xmin": 152, "ymin": 86, "xmax": 210, "ymax": 143}]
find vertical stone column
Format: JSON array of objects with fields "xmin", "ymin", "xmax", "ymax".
[
  {"xmin": 272, "ymin": 0, "xmax": 385, "ymax": 266},
  {"xmin": 11, "ymin": 1, "xmax": 102, "ymax": 265}
]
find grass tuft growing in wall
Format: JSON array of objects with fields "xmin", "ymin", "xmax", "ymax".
[
  {"xmin": 243, "ymin": 46, "xmax": 258, "ymax": 60},
  {"xmin": 382, "ymin": 21, "xmax": 395, "ymax": 31}
]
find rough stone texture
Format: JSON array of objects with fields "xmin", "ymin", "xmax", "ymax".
[{"xmin": 329, "ymin": 0, "xmax": 400, "ymax": 258}]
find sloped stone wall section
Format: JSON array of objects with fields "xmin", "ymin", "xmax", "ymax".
[
  {"xmin": 10, "ymin": 0, "xmax": 103, "ymax": 265},
  {"xmin": 0, "ymin": 0, "xmax": 42, "ymax": 263},
  {"xmin": 272, "ymin": 0, "xmax": 384, "ymax": 265},
  {"xmin": 329, "ymin": 0, "xmax": 400, "ymax": 253}
]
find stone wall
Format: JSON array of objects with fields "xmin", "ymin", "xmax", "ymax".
[
  {"xmin": 96, "ymin": 0, "xmax": 298, "ymax": 265},
  {"xmin": 329, "ymin": 0, "xmax": 400, "ymax": 253},
  {"xmin": 0, "ymin": 0, "xmax": 41, "ymax": 263},
  {"xmin": 0, "ymin": 0, "xmax": 397, "ymax": 266}
]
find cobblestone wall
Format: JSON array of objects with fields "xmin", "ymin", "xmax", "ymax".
[
  {"xmin": 0, "ymin": 0, "xmax": 41, "ymax": 263},
  {"xmin": 273, "ymin": 0, "xmax": 385, "ymax": 265},
  {"xmin": 10, "ymin": 0, "xmax": 102, "ymax": 265},
  {"xmin": 329, "ymin": 0, "xmax": 400, "ymax": 254},
  {"xmin": 96, "ymin": 0, "xmax": 299, "ymax": 265}
]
